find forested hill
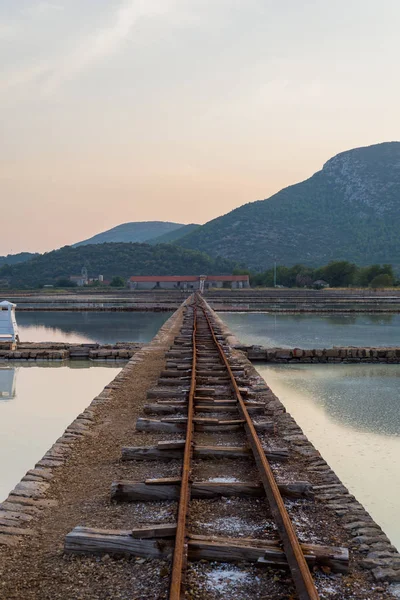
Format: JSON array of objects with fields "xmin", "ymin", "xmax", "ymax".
[
  {"xmin": 176, "ymin": 142, "xmax": 400, "ymax": 271},
  {"xmin": 0, "ymin": 252, "xmax": 39, "ymax": 267},
  {"xmin": 148, "ymin": 223, "xmax": 200, "ymax": 245},
  {"xmin": 0, "ymin": 243, "xmax": 235, "ymax": 288},
  {"xmin": 73, "ymin": 221, "xmax": 186, "ymax": 246}
]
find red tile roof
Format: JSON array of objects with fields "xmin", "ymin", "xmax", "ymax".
[
  {"xmin": 129, "ymin": 275, "xmax": 249, "ymax": 282},
  {"xmin": 129, "ymin": 276, "xmax": 198, "ymax": 282}
]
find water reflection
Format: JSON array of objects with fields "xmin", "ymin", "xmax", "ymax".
[
  {"xmin": 257, "ymin": 363, "xmax": 400, "ymax": 550},
  {"xmin": 262, "ymin": 364, "xmax": 400, "ymax": 436},
  {"xmin": 0, "ymin": 367, "xmax": 16, "ymax": 399},
  {"xmin": 221, "ymin": 312, "xmax": 399, "ymax": 348},
  {"xmin": 0, "ymin": 361, "xmax": 122, "ymax": 502},
  {"xmin": 0, "ymin": 361, "xmax": 126, "ymax": 402},
  {"xmin": 16, "ymin": 311, "xmax": 172, "ymax": 344}
]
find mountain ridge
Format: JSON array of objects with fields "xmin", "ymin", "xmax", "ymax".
[
  {"xmin": 0, "ymin": 252, "xmax": 39, "ymax": 268},
  {"xmin": 175, "ymin": 142, "xmax": 400, "ymax": 270},
  {"xmin": 2, "ymin": 142, "xmax": 399, "ymax": 273},
  {"xmin": 73, "ymin": 221, "xmax": 187, "ymax": 247}
]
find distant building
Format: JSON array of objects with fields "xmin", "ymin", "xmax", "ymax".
[
  {"xmin": 69, "ymin": 266, "xmax": 89, "ymax": 287},
  {"xmin": 128, "ymin": 275, "xmax": 249, "ymax": 290},
  {"xmin": 69, "ymin": 275, "xmax": 87, "ymax": 287}
]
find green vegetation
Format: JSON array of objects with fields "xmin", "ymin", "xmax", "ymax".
[
  {"xmin": 176, "ymin": 142, "xmax": 400, "ymax": 271},
  {"xmin": 73, "ymin": 221, "xmax": 185, "ymax": 247},
  {"xmin": 369, "ymin": 273, "xmax": 394, "ymax": 288},
  {"xmin": 354, "ymin": 264, "xmax": 395, "ymax": 287},
  {"xmin": 110, "ymin": 276, "xmax": 126, "ymax": 287},
  {"xmin": 55, "ymin": 278, "xmax": 78, "ymax": 288},
  {"xmin": 246, "ymin": 261, "xmax": 396, "ymax": 288},
  {"xmin": 0, "ymin": 242, "xmax": 236, "ymax": 289},
  {"xmin": 0, "ymin": 252, "xmax": 39, "ymax": 268},
  {"xmin": 148, "ymin": 223, "xmax": 200, "ymax": 245}
]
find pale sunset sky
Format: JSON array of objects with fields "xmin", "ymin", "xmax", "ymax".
[{"xmin": 1, "ymin": 0, "xmax": 399, "ymax": 254}]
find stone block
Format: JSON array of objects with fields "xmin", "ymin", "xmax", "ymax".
[
  {"xmin": 292, "ymin": 348, "xmax": 303, "ymax": 358},
  {"xmin": 326, "ymin": 349, "xmax": 339, "ymax": 358},
  {"xmin": 373, "ymin": 567, "xmax": 400, "ymax": 582}
]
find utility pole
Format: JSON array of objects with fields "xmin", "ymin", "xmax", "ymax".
[{"xmin": 274, "ymin": 261, "xmax": 277, "ymax": 288}]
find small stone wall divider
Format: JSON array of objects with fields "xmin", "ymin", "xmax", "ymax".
[
  {"xmin": 238, "ymin": 346, "xmax": 400, "ymax": 363},
  {"xmin": 15, "ymin": 306, "xmax": 175, "ymax": 312},
  {"xmin": 0, "ymin": 342, "xmax": 143, "ymax": 361}
]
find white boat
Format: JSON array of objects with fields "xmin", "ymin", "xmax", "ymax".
[{"xmin": 0, "ymin": 300, "xmax": 19, "ymax": 344}]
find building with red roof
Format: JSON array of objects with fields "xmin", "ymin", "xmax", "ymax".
[{"xmin": 128, "ymin": 275, "xmax": 249, "ymax": 290}]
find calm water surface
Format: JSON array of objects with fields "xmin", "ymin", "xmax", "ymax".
[
  {"xmin": 16, "ymin": 311, "xmax": 172, "ymax": 344},
  {"xmin": 222, "ymin": 312, "xmax": 399, "ymax": 348},
  {"xmin": 0, "ymin": 362, "xmax": 121, "ymax": 501},
  {"xmin": 257, "ymin": 363, "xmax": 400, "ymax": 550}
]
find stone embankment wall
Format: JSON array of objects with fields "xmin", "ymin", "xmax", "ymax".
[
  {"xmin": 0, "ymin": 342, "xmax": 143, "ymax": 361},
  {"xmin": 240, "ymin": 346, "xmax": 400, "ymax": 363}
]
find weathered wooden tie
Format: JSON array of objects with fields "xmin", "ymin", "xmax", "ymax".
[
  {"xmin": 136, "ymin": 417, "xmax": 274, "ymax": 433},
  {"xmin": 64, "ymin": 527, "xmax": 348, "ymax": 573},
  {"xmin": 110, "ymin": 478, "xmax": 313, "ymax": 501},
  {"xmin": 121, "ymin": 443, "xmax": 289, "ymax": 462}
]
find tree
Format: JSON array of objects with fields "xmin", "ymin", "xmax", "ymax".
[
  {"xmin": 369, "ymin": 274, "xmax": 393, "ymax": 289},
  {"xmin": 355, "ymin": 264, "xmax": 394, "ymax": 287},
  {"xmin": 233, "ymin": 268, "xmax": 251, "ymax": 276},
  {"xmin": 0, "ymin": 242, "xmax": 236, "ymax": 288},
  {"xmin": 296, "ymin": 273, "xmax": 313, "ymax": 287},
  {"xmin": 316, "ymin": 261, "xmax": 357, "ymax": 287},
  {"xmin": 110, "ymin": 276, "xmax": 126, "ymax": 287},
  {"xmin": 250, "ymin": 269, "xmax": 274, "ymax": 287},
  {"xmin": 56, "ymin": 278, "xmax": 77, "ymax": 288}
]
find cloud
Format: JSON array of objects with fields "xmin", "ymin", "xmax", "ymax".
[
  {"xmin": 0, "ymin": 61, "xmax": 52, "ymax": 92},
  {"xmin": 1, "ymin": 0, "xmax": 176, "ymax": 95},
  {"xmin": 20, "ymin": 2, "xmax": 64, "ymax": 17},
  {"xmin": 0, "ymin": 21, "xmax": 21, "ymax": 41},
  {"xmin": 43, "ymin": 0, "xmax": 174, "ymax": 92}
]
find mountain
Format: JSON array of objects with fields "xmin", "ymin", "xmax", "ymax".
[
  {"xmin": 73, "ymin": 221, "xmax": 186, "ymax": 247},
  {"xmin": 176, "ymin": 142, "xmax": 400, "ymax": 271},
  {"xmin": 0, "ymin": 243, "xmax": 235, "ymax": 288},
  {"xmin": 0, "ymin": 252, "xmax": 39, "ymax": 267},
  {"xmin": 148, "ymin": 223, "xmax": 200, "ymax": 245}
]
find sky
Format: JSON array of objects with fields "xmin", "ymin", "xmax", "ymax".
[{"xmin": 1, "ymin": 0, "xmax": 400, "ymax": 254}]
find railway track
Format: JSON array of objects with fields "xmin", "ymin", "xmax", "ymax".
[
  {"xmin": 65, "ymin": 294, "xmax": 348, "ymax": 598},
  {"xmin": 169, "ymin": 296, "xmax": 319, "ymax": 599}
]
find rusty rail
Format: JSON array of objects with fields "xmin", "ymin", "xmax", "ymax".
[
  {"xmin": 169, "ymin": 303, "xmax": 197, "ymax": 599},
  {"xmin": 200, "ymin": 300, "xmax": 320, "ymax": 600},
  {"xmin": 170, "ymin": 295, "xmax": 320, "ymax": 599}
]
